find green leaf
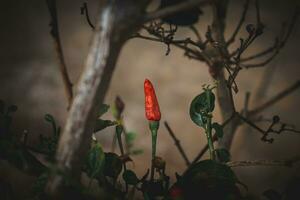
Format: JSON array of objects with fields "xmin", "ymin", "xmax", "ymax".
[
  {"xmin": 189, "ymin": 90, "xmax": 215, "ymax": 128},
  {"xmin": 179, "ymin": 160, "xmax": 242, "ymax": 199},
  {"xmin": 212, "ymin": 123, "xmax": 223, "ymax": 138},
  {"xmin": 94, "ymin": 119, "xmax": 116, "ymax": 132},
  {"xmin": 97, "ymin": 104, "xmax": 110, "ymax": 118},
  {"xmin": 130, "ymin": 149, "xmax": 143, "ymax": 155},
  {"xmin": 86, "ymin": 143, "xmax": 105, "ymax": 178},
  {"xmin": 123, "ymin": 170, "xmax": 139, "ymax": 185},
  {"xmin": 103, "ymin": 152, "xmax": 122, "ymax": 179},
  {"xmin": 215, "ymin": 148, "xmax": 230, "ymax": 163},
  {"xmin": 126, "ymin": 132, "xmax": 136, "ymax": 145}
]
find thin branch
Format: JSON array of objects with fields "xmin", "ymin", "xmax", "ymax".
[
  {"xmin": 144, "ymin": 0, "xmax": 211, "ymax": 23},
  {"xmin": 249, "ymin": 80, "xmax": 300, "ymax": 116},
  {"xmin": 226, "ymin": 0, "xmax": 250, "ymax": 46},
  {"xmin": 80, "ymin": 2, "xmax": 95, "ymax": 29},
  {"xmin": 241, "ymin": 8, "xmax": 299, "ymax": 67},
  {"xmin": 46, "ymin": 0, "xmax": 73, "ymax": 109},
  {"xmin": 164, "ymin": 121, "xmax": 190, "ymax": 166},
  {"xmin": 238, "ymin": 113, "xmax": 300, "ymax": 143},
  {"xmin": 227, "ymin": 156, "xmax": 300, "ymax": 167}
]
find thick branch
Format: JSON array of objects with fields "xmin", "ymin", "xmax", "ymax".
[{"xmin": 46, "ymin": 1, "xmax": 147, "ymax": 195}]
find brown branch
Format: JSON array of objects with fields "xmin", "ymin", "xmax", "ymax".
[
  {"xmin": 46, "ymin": 1, "xmax": 149, "ymax": 195},
  {"xmin": 144, "ymin": 0, "xmax": 211, "ymax": 23},
  {"xmin": 46, "ymin": 0, "xmax": 73, "ymax": 108},
  {"xmin": 226, "ymin": 0, "xmax": 250, "ymax": 46},
  {"xmin": 248, "ymin": 80, "xmax": 300, "ymax": 116},
  {"xmin": 227, "ymin": 156, "xmax": 300, "ymax": 167},
  {"xmin": 164, "ymin": 121, "xmax": 190, "ymax": 166}
]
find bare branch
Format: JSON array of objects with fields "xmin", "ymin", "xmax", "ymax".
[
  {"xmin": 144, "ymin": 0, "xmax": 211, "ymax": 23},
  {"xmin": 164, "ymin": 121, "xmax": 190, "ymax": 166},
  {"xmin": 226, "ymin": 0, "xmax": 250, "ymax": 46},
  {"xmin": 80, "ymin": 2, "xmax": 95, "ymax": 30},
  {"xmin": 46, "ymin": 0, "xmax": 73, "ymax": 108},
  {"xmin": 227, "ymin": 156, "xmax": 300, "ymax": 167},
  {"xmin": 249, "ymin": 81, "xmax": 300, "ymax": 116}
]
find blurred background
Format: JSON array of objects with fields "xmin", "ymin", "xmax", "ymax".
[{"xmin": 0, "ymin": 0, "xmax": 300, "ymax": 198}]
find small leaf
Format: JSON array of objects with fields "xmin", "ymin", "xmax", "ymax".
[
  {"xmin": 215, "ymin": 148, "xmax": 230, "ymax": 163},
  {"xmin": 116, "ymin": 125, "xmax": 123, "ymax": 136},
  {"xmin": 126, "ymin": 132, "xmax": 137, "ymax": 146},
  {"xmin": 103, "ymin": 152, "xmax": 122, "ymax": 178},
  {"xmin": 123, "ymin": 170, "xmax": 139, "ymax": 185},
  {"xmin": 86, "ymin": 143, "xmax": 105, "ymax": 178},
  {"xmin": 94, "ymin": 119, "xmax": 116, "ymax": 132},
  {"xmin": 97, "ymin": 104, "xmax": 110, "ymax": 118},
  {"xmin": 212, "ymin": 122, "xmax": 223, "ymax": 138},
  {"xmin": 190, "ymin": 90, "xmax": 215, "ymax": 127},
  {"xmin": 44, "ymin": 114, "xmax": 55, "ymax": 123}
]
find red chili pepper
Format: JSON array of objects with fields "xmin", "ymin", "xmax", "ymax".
[{"xmin": 144, "ymin": 79, "xmax": 161, "ymax": 121}]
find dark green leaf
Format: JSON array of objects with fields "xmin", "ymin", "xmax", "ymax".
[
  {"xmin": 97, "ymin": 104, "xmax": 110, "ymax": 118},
  {"xmin": 86, "ymin": 143, "xmax": 105, "ymax": 178},
  {"xmin": 104, "ymin": 152, "xmax": 122, "ymax": 178},
  {"xmin": 212, "ymin": 123, "xmax": 223, "ymax": 138},
  {"xmin": 126, "ymin": 132, "xmax": 136, "ymax": 146},
  {"xmin": 190, "ymin": 90, "xmax": 215, "ymax": 127},
  {"xmin": 179, "ymin": 160, "xmax": 242, "ymax": 199},
  {"xmin": 215, "ymin": 148, "xmax": 230, "ymax": 163},
  {"xmin": 94, "ymin": 119, "xmax": 116, "ymax": 132},
  {"xmin": 123, "ymin": 170, "xmax": 139, "ymax": 185}
]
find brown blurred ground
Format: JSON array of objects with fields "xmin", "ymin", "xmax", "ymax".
[{"xmin": 0, "ymin": 0, "xmax": 300, "ymax": 197}]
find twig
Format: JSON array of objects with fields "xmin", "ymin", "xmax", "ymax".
[
  {"xmin": 242, "ymin": 8, "xmax": 299, "ymax": 67},
  {"xmin": 227, "ymin": 156, "xmax": 300, "ymax": 167},
  {"xmin": 249, "ymin": 80, "xmax": 300, "ymax": 116},
  {"xmin": 80, "ymin": 2, "xmax": 95, "ymax": 29},
  {"xmin": 46, "ymin": 0, "xmax": 73, "ymax": 108},
  {"xmin": 144, "ymin": 0, "xmax": 211, "ymax": 23},
  {"xmin": 226, "ymin": 0, "xmax": 250, "ymax": 45},
  {"xmin": 164, "ymin": 121, "xmax": 190, "ymax": 166},
  {"xmin": 238, "ymin": 113, "xmax": 300, "ymax": 143}
]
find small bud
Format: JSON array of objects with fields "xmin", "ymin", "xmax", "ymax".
[
  {"xmin": 115, "ymin": 96, "xmax": 125, "ymax": 118},
  {"xmin": 153, "ymin": 156, "xmax": 166, "ymax": 170},
  {"xmin": 246, "ymin": 24, "xmax": 256, "ymax": 35},
  {"xmin": 272, "ymin": 115, "xmax": 280, "ymax": 124}
]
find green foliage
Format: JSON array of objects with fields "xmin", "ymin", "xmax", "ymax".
[
  {"xmin": 122, "ymin": 170, "xmax": 139, "ymax": 185},
  {"xmin": 38, "ymin": 114, "xmax": 60, "ymax": 159},
  {"xmin": 175, "ymin": 160, "xmax": 242, "ymax": 200},
  {"xmin": 212, "ymin": 122, "xmax": 223, "ymax": 138},
  {"xmin": 190, "ymin": 88, "xmax": 215, "ymax": 128},
  {"xmin": 215, "ymin": 148, "xmax": 231, "ymax": 163},
  {"xmin": 85, "ymin": 143, "xmax": 105, "ymax": 179},
  {"xmin": 103, "ymin": 152, "xmax": 122, "ymax": 179}
]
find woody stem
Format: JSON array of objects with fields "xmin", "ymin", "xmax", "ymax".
[{"xmin": 206, "ymin": 115, "xmax": 215, "ymax": 160}]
